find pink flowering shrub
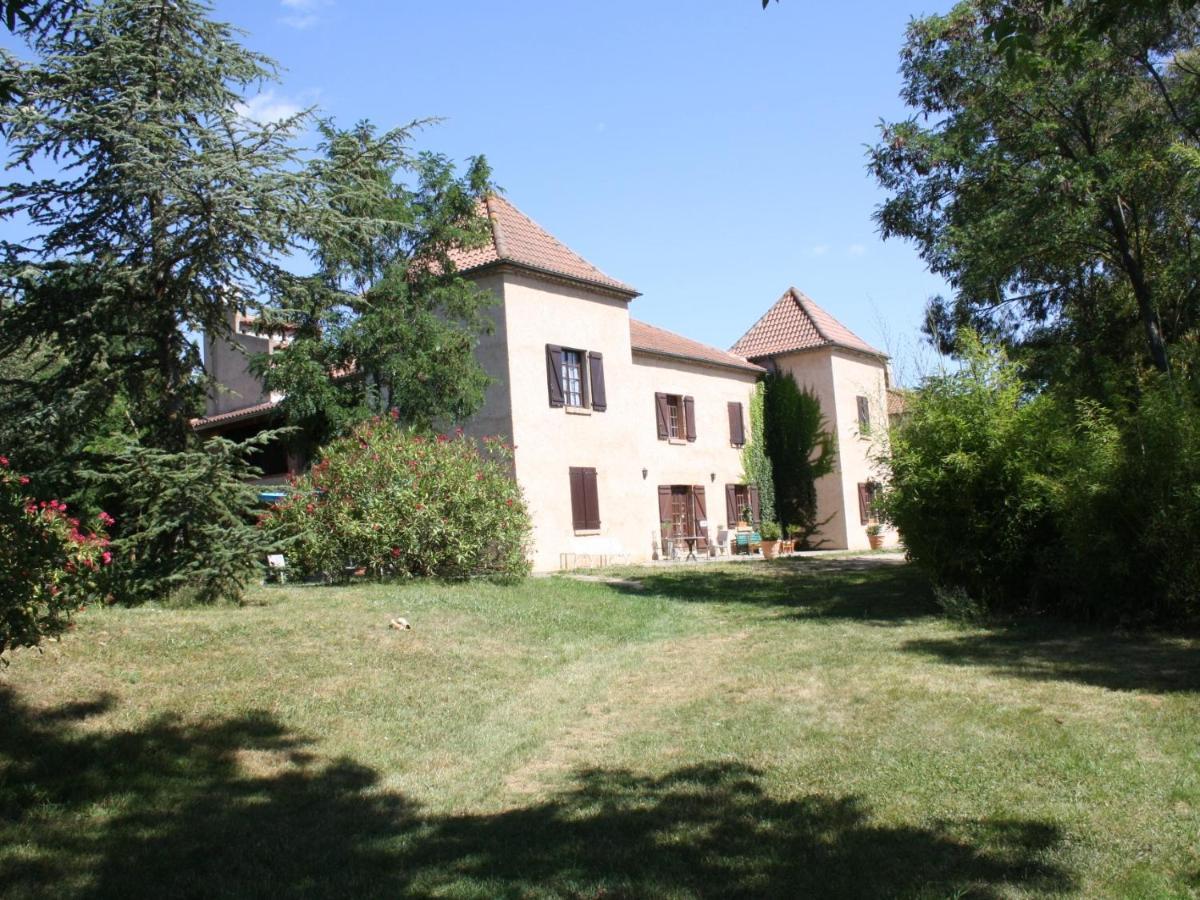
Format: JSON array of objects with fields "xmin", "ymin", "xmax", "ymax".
[
  {"xmin": 0, "ymin": 457, "xmax": 111, "ymax": 656},
  {"xmin": 264, "ymin": 418, "xmax": 532, "ymax": 579}
]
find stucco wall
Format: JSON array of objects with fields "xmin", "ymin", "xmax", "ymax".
[
  {"xmin": 204, "ymin": 325, "xmax": 277, "ymax": 415},
  {"xmin": 459, "ymin": 271, "xmax": 515, "ymax": 444},
  {"xmin": 498, "ymin": 271, "xmax": 646, "ymax": 571},
  {"xmin": 827, "ymin": 349, "xmax": 893, "ymax": 550},
  {"xmin": 773, "ymin": 348, "xmax": 848, "ymax": 548}
]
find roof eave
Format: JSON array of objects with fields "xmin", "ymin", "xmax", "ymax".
[
  {"xmin": 746, "ymin": 341, "xmax": 888, "ymax": 363},
  {"xmin": 462, "ymin": 258, "xmax": 640, "ymax": 301},
  {"xmin": 632, "ymin": 345, "xmax": 765, "ymax": 376}
]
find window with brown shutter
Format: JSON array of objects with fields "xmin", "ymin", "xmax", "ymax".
[
  {"xmin": 684, "ymin": 396, "xmax": 696, "ymax": 442},
  {"xmin": 727, "ymin": 401, "xmax": 745, "ymax": 447},
  {"xmin": 725, "ymin": 484, "xmax": 738, "ymax": 527},
  {"xmin": 692, "ymin": 485, "xmax": 708, "ymax": 549},
  {"xmin": 570, "ymin": 467, "xmax": 600, "ymax": 531},
  {"xmin": 546, "ymin": 345, "xmax": 565, "ymax": 407},
  {"xmin": 655, "ymin": 393, "xmax": 670, "ymax": 439},
  {"xmin": 748, "ymin": 485, "xmax": 761, "ymax": 525},
  {"xmin": 561, "ymin": 349, "xmax": 586, "ymax": 407},
  {"xmin": 727, "ymin": 484, "xmax": 753, "ymax": 525},
  {"xmin": 588, "ymin": 352, "xmax": 606, "ymax": 412}
]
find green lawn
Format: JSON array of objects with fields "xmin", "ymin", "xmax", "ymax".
[{"xmin": 2, "ymin": 558, "xmax": 1198, "ymax": 898}]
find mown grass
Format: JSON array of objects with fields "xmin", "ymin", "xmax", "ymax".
[{"xmin": 1, "ymin": 558, "xmax": 1198, "ymax": 898}]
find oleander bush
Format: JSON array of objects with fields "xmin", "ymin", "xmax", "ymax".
[
  {"xmin": 0, "ymin": 456, "xmax": 111, "ymax": 656},
  {"xmin": 266, "ymin": 416, "xmax": 531, "ymax": 580}
]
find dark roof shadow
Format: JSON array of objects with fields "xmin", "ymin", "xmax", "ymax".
[
  {"xmin": 0, "ymin": 686, "xmax": 1073, "ymax": 897},
  {"xmin": 609, "ymin": 557, "xmax": 938, "ymax": 625},
  {"xmin": 902, "ymin": 626, "xmax": 1200, "ymax": 694}
]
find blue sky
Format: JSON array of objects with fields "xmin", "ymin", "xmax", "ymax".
[
  {"xmin": 216, "ymin": 0, "xmax": 958, "ymax": 381},
  {"xmin": 8, "ymin": 0, "xmax": 958, "ymax": 383}
]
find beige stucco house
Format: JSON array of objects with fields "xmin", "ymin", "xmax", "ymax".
[{"xmin": 197, "ymin": 195, "xmax": 892, "ymax": 568}]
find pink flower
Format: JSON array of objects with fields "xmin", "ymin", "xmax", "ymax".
[
  {"xmin": 389, "ymin": 408, "xmax": 399, "ymax": 420},
  {"xmin": 98, "ymin": 511, "xmax": 115, "ymax": 527},
  {"xmin": 101, "ymin": 551, "xmax": 113, "ymax": 565},
  {"xmin": 19, "ymin": 475, "xmax": 29, "ymax": 485},
  {"xmin": 305, "ymin": 503, "xmax": 315, "ymax": 514},
  {"xmin": 0, "ymin": 455, "xmax": 8, "ymax": 467},
  {"xmin": 390, "ymin": 547, "xmax": 401, "ymax": 558}
]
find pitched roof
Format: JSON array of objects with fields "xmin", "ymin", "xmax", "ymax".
[
  {"xmin": 446, "ymin": 194, "xmax": 638, "ymax": 297},
  {"xmin": 730, "ymin": 287, "xmax": 885, "ymax": 360},
  {"xmin": 191, "ymin": 399, "xmax": 279, "ymax": 431},
  {"xmin": 630, "ymin": 318, "xmax": 764, "ymax": 375}
]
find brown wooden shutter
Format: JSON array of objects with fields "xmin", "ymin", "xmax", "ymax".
[
  {"xmin": 727, "ymin": 401, "xmax": 745, "ymax": 446},
  {"xmin": 857, "ymin": 482, "xmax": 870, "ymax": 525},
  {"xmin": 748, "ymin": 485, "xmax": 761, "ymax": 525},
  {"xmin": 546, "ymin": 345, "xmax": 565, "ymax": 408},
  {"xmin": 684, "ymin": 396, "xmax": 696, "ymax": 442},
  {"xmin": 655, "ymin": 393, "xmax": 669, "ymax": 440},
  {"xmin": 570, "ymin": 467, "xmax": 600, "ymax": 530},
  {"xmin": 588, "ymin": 352, "xmax": 606, "ymax": 412},
  {"xmin": 725, "ymin": 484, "xmax": 738, "ymax": 527},
  {"xmin": 584, "ymin": 469, "xmax": 600, "ymax": 529},
  {"xmin": 692, "ymin": 486, "xmax": 708, "ymax": 549},
  {"xmin": 657, "ymin": 485, "xmax": 672, "ymax": 540}
]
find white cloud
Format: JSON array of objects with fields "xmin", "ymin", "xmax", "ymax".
[
  {"xmin": 235, "ymin": 90, "xmax": 304, "ymax": 124},
  {"xmin": 279, "ymin": 0, "xmax": 329, "ymax": 29},
  {"xmin": 810, "ymin": 243, "xmax": 830, "ymax": 257},
  {"xmin": 847, "ymin": 243, "xmax": 866, "ymax": 257}
]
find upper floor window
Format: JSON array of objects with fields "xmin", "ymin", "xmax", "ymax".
[
  {"xmin": 562, "ymin": 350, "xmax": 584, "ymax": 407},
  {"xmin": 856, "ymin": 395, "xmax": 871, "ymax": 429},
  {"xmin": 667, "ymin": 395, "xmax": 681, "ymax": 438},
  {"xmin": 727, "ymin": 401, "xmax": 745, "ymax": 447},
  {"xmin": 546, "ymin": 345, "xmax": 606, "ymax": 412},
  {"xmin": 655, "ymin": 393, "xmax": 695, "ymax": 443}
]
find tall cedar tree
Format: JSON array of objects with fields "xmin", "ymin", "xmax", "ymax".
[
  {"xmin": 870, "ymin": 1, "xmax": 1200, "ymax": 385},
  {"xmin": 0, "ymin": 0, "xmax": 307, "ymax": 455},
  {"xmin": 251, "ymin": 121, "xmax": 495, "ymax": 449}
]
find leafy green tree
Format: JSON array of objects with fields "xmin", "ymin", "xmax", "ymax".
[
  {"xmin": 740, "ymin": 381, "xmax": 776, "ymax": 524},
  {"xmin": 252, "ymin": 122, "xmax": 495, "ymax": 450},
  {"xmin": 762, "ymin": 370, "xmax": 835, "ymax": 546},
  {"xmin": 870, "ymin": 0, "xmax": 1200, "ymax": 380}
]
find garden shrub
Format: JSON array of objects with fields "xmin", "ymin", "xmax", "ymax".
[
  {"xmin": 0, "ymin": 456, "xmax": 111, "ymax": 656},
  {"xmin": 265, "ymin": 416, "xmax": 532, "ymax": 579},
  {"xmin": 884, "ymin": 335, "xmax": 1200, "ymax": 625},
  {"xmin": 882, "ymin": 336, "xmax": 1072, "ymax": 614}
]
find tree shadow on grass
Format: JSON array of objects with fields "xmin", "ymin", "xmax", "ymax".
[
  {"xmin": 903, "ymin": 626, "xmax": 1200, "ymax": 695},
  {"xmin": 610, "ymin": 558, "xmax": 938, "ymax": 625},
  {"xmin": 0, "ymin": 686, "xmax": 1074, "ymax": 898}
]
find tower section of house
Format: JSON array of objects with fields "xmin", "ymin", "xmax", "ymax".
[
  {"xmin": 731, "ymin": 287, "xmax": 892, "ymax": 551},
  {"xmin": 446, "ymin": 196, "xmax": 763, "ymax": 571}
]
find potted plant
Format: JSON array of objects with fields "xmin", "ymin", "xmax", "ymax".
[
  {"xmin": 660, "ymin": 520, "xmax": 675, "ymax": 558},
  {"xmin": 739, "ymin": 506, "xmax": 753, "ymax": 528},
  {"xmin": 866, "ymin": 523, "xmax": 885, "ymax": 550},
  {"xmin": 760, "ymin": 520, "xmax": 782, "ymax": 559},
  {"xmin": 787, "ymin": 524, "xmax": 805, "ymax": 553}
]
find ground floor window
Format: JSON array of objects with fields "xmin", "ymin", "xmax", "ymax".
[
  {"xmin": 724, "ymin": 483, "xmax": 760, "ymax": 526},
  {"xmin": 657, "ymin": 484, "xmax": 709, "ymax": 549},
  {"xmin": 857, "ymin": 481, "xmax": 882, "ymax": 525}
]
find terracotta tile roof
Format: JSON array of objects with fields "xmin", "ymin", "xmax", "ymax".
[
  {"xmin": 191, "ymin": 399, "xmax": 279, "ymax": 431},
  {"xmin": 445, "ymin": 194, "xmax": 638, "ymax": 297},
  {"xmin": 887, "ymin": 388, "xmax": 909, "ymax": 418},
  {"xmin": 730, "ymin": 287, "xmax": 885, "ymax": 360},
  {"xmin": 630, "ymin": 318, "xmax": 765, "ymax": 374}
]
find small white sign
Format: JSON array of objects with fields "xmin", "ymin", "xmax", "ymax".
[{"xmin": 698, "ymin": 520, "xmax": 708, "ymax": 529}]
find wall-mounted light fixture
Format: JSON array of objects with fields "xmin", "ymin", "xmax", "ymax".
[
  {"xmin": 710, "ymin": 472, "xmax": 716, "ymax": 482},
  {"xmin": 642, "ymin": 467, "xmax": 648, "ymax": 480}
]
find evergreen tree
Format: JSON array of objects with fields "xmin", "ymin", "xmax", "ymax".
[
  {"xmin": 763, "ymin": 371, "xmax": 835, "ymax": 547},
  {"xmin": 253, "ymin": 121, "xmax": 495, "ymax": 448},
  {"xmin": 0, "ymin": 0, "xmax": 309, "ymax": 452},
  {"xmin": 740, "ymin": 381, "xmax": 776, "ymax": 524}
]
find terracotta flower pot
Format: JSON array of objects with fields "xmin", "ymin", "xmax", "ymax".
[
  {"xmin": 762, "ymin": 540, "xmax": 780, "ymax": 560},
  {"xmin": 867, "ymin": 533, "xmax": 885, "ymax": 550}
]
